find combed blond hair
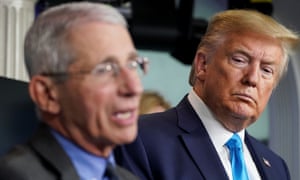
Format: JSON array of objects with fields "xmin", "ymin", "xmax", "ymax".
[{"xmin": 189, "ymin": 9, "xmax": 299, "ymax": 86}]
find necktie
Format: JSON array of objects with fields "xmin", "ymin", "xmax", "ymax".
[
  {"xmin": 225, "ymin": 133, "xmax": 249, "ymax": 180},
  {"xmin": 104, "ymin": 162, "xmax": 119, "ymax": 180}
]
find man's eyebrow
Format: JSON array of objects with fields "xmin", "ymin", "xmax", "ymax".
[
  {"xmin": 98, "ymin": 57, "xmax": 116, "ymax": 64},
  {"xmin": 96, "ymin": 52, "xmax": 139, "ymax": 65},
  {"xmin": 230, "ymin": 48, "xmax": 280, "ymax": 66},
  {"xmin": 228, "ymin": 48, "xmax": 251, "ymax": 58},
  {"xmin": 127, "ymin": 52, "xmax": 139, "ymax": 59}
]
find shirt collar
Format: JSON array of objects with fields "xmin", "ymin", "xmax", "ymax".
[
  {"xmin": 51, "ymin": 129, "xmax": 115, "ymax": 180},
  {"xmin": 187, "ymin": 89, "xmax": 245, "ymax": 153}
]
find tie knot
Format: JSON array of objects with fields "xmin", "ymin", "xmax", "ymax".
[{"xmin": 226, "ymin": 133, "xmax": 243, "ymax": 150}]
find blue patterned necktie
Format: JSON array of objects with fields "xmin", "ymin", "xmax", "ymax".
[{"xmin": 225, "ymin": 133, "xmax": 249, "ymax": 180}]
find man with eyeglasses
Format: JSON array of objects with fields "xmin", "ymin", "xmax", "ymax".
[{"xmin": 0, "ymin": 2, "xmax": 147, "ymax": 180}]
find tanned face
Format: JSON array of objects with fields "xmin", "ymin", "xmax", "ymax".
[{"xmin": 194, "ymin": 31, "xmax": 283, "ymax": 132}]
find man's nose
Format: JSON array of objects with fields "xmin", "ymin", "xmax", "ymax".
[
  {"xmin": 241, "ymin": 65, "xmax": 260, "ymax": 87},
  {"xmin": 118, "ymin": 67, "xmax": 143, "ymax": 96}
]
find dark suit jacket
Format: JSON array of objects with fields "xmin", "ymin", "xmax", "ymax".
[
  {"xmin": 0, "ymin": 77, "xmax": 38, "ymax": 155},
  {"xmin": 0, "ymin": 124, "xmax": 139, "ymax": 180},
  {"xmin": 115, "ymin": 96, "xmax": 290, "ymax": 180}
]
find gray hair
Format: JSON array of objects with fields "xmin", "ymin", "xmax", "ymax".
[
  {"xmin": 24, "ymin": 2, "xmax": 127, "ymax": 78},
  {"xmin": 189, "ymin": 9, "xmax": 299, "ymax": 86}
]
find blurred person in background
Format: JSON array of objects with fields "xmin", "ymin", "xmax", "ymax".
[
  {"xmin": 0, "ymin": 2, "xmax": 149, "ymax": 180},
  {"xmin": 139, "ymin": 91, "xmax": 171, "ymax": 115}
]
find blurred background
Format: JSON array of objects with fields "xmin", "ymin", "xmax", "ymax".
[{"xmin": 0, "ymin": 0, "xmax": 300, "ymax": 179}]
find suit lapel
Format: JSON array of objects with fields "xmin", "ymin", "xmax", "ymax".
[
  {"xmin": 180, "ymin": 132, "xmax": 229, "ymax": 179},
  {"xmin": 29, "ymin": 124, "xmax": 80, "ymax": 180},
  {"xmin": 176, "ymin": 97, "xmax": 287, "ymax": 180},
  {"xmin": 177, "ymin": 97, "xmax": 229, "ymax": 179},
  {"xmin": 245, "ymin": 133, "xmax": 278, "ymax": 180}
]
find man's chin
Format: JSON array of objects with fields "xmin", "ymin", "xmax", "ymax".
[
  {"xmin": 228, "ymin": 105, "xmax": 256, "ymax": 119},
  {"xmin": 116, "ymin": 127, "xmax": 138, "ymax": 145}
]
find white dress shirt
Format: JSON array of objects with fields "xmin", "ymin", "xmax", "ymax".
[{"xmin": 188, "ymin": 89, "xmax": 261, "ymax": 180}]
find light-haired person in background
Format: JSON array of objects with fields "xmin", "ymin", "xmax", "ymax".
[
  {"xmin": 0, "ymin": 2, "xmax": 148, "ymax": 180},
  {"xmin": 115, "ymin": 9, "xmax": 299, "ymax": 180},
  {"xmin": 139, "ymin": 91, "xmax": 171, "ymax": 115}
]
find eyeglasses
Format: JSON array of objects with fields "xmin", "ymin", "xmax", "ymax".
[{"xmin": 42, "ymin": 56, "xmax": 149, "ymax": 83}]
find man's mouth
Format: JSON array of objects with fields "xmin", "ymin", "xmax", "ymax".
[
  {"xmin": 115, "ymin": 111, "xmax": 132, "ymax": 120},
  {"xmin": 234, "ymin": 93, "xmax": 256, "ymax": 104}
]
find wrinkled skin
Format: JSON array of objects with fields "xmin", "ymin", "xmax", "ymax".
[{"xmin": 194, "ymin": 31, "xmax": 283, "ymax": 132}]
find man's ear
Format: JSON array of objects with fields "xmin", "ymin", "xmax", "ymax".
[
  {"xmin": 194, "ymin": 50, "xmax": 207, "ymax": 81},
  {"xmin": 29, "ymin": 76, "xmax": 61, "ymax": 114}
]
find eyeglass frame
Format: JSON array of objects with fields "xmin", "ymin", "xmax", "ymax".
[{"xmin": 41, "ymin": 56, "xmax": 149, "ymax": 82}]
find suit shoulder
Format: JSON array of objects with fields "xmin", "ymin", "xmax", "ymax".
[
  {"xmin": 139, "ymin": 108, "xmax": 178, "ymax": 127},
  {"xmin": 0, "ymin": 143, "xmax": 58, "ymax": 180},
  {"xmin": 247, "ymin": 135, "xmax": 286, "ymax": 161},
  {"xmin": 0, "ymin": 144, "xmax": 35, "ymax": 166},
  {"xmin": 0, "ymin": 144, "xmax": 40, "ymax": 179}
]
